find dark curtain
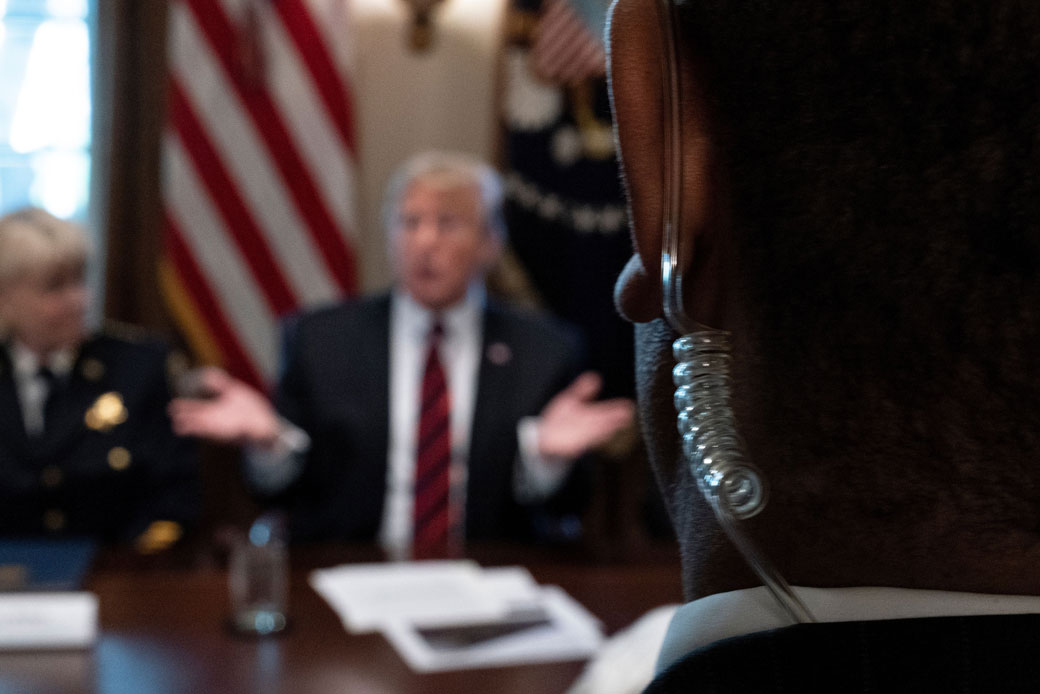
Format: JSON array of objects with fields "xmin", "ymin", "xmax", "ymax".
[
  {"xmin": 94, "ymin": 0, "xmax": 172, "ymax": 335},
  {"xmin": 91, "ymin": 2, "xmax": 261, "ymax": 540}
]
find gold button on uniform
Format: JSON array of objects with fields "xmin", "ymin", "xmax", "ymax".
[
  {"xmin": 80, "ymin": 358, "xmax": 105, "ymax": 382},
  {"xmin": 43, "ymin": 509, "xmax": 65, "ymax": 531},
  {"xmin": 40, "ymin": 466, "xmax": 63, "ymax": 488},
  {"xmin": 135, "ymin": 521, "xmax": 184, "ymax": 554},
  {"xmin": 108, "ymin": 447, "xmax": 132, "ymax": 471}
]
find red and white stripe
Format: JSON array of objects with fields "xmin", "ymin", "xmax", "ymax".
[
  {"xmin": 162, "ymin": 0, "xmax": 358, "ymax": 388},
  {"xmin": 530, "ymin": 0, "xmax": 606, "ymax": 86}
]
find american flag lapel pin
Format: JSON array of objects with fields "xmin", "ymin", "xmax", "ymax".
[{"xmin": 486, "ymin": 342, "xmax": 512, "ymax": 366}]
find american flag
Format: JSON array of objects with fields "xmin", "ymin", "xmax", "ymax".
[
  {"xmin": 160, "ymin": 0, "xmax": 359, "ymax": 389},
  {"xmin": 529, "ymin": 0, "xmax": 606, "ymax": 85}
]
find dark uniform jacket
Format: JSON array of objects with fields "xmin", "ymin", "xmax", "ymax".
[
  {"xmin": 645, "ymin": 614, "xmax": 1040, "ymax": 693},
  {"xmin": 0, "ymin": 329, "xmax": 200, "ymax": 546},
  {"xmin": 270, "ymin": 293, "xmax": 587, "ymax": 543}
]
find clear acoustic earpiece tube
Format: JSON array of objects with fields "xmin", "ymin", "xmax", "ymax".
[
  {"xmin": 656, "ymin": 0, "xmax": 814, "ymax": 624},
  {"xmin": 671, "ymin": 333, "xmax": 814, "ymax": 623}
]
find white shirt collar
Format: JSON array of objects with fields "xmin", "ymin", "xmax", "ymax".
[
  {"xmin": 9, "ymin": 340, "xmax": 76, "ymax": 380},
  {"xmin": 392, "ymin": 284, "xmax": 486, "ymax": 342},
  {"xmin": 657, "ymin": 584, "xmax": 1040, "ymax": 674}
]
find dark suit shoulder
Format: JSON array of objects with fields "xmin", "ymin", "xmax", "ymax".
[
  {"xmin": 97, "ymin": 321, "xmax": 166, "ymax": 347},
  {"xmin": 84, "ymin": 329, "xmax": 186, "ymax": 395},
  {"xmin": 88, "ymin": 327, "xmax": 170, "ymax": 363},
  {"xmin": 647, "ymin": 614, "xmax": 1040, "ymax": 694},
  {"xmin": 289, "ymin": 294, "xmax": 390, "ymax": 334},
  {"xmin": 485, "ymin": 298, "xmax": 584, "ymax": 354}
]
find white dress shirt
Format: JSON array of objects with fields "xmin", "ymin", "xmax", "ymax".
[
  {"xmin": 656, "ymin": 585, "xmax": 1040, "ymax": 674},
  {"xmin": 8, "ymin": 341, "xmax": 76, "ymax": 436}
]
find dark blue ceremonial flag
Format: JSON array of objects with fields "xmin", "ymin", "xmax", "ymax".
[{"xmin": 500, "ymin": 0, "xmax": 633, "ymax": 399}]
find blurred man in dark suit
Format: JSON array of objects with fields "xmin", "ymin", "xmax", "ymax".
[
  {"xmin": 608, "ymin": 1, "xmax": 1040, "ymax": 691},
  {"xmin": 0, "ymin": 207, "xmax": 199, "ymax": 552},
  {"xmin": 171, "ymin": 151, "xmax": 632, "ymax": 555}
]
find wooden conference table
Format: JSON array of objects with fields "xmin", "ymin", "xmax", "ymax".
[{"xmin": 0, "ymin": 544, "xmax": 682, "ymax": 694}]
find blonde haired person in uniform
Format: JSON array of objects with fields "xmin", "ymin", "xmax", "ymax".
[{"xmin": 0, "ymin": 207, "xmax": 199, "ymax": 552}]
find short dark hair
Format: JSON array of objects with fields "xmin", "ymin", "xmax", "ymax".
[{"xmin": 676, "ymin": 1, "xmax": 1040, "ymax": 535}]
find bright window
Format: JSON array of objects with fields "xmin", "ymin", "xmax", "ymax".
[{"xmin": 0, "ymin": 0, "xmax": 92, "ymax": 221}]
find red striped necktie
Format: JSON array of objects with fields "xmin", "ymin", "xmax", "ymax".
[{"xmin": 412, "ymin": 322, "xmax": 454, "ymax": 559}]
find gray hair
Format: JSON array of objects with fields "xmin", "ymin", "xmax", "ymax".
[
  {"xmin": 0, "ymin": 207, "xmax": 91, "ymax": 289},
  {"xmin": 381, "ymin": 151, "xmax": 507, "ymax": 243}
]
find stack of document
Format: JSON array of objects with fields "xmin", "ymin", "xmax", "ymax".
[
  {"xmin": 310, "ymin": 560, "xmax": 604, "ymax": 672},
  {"xmin": 0, "ymin": 539, "xmax": 99, "ymax": 650}
]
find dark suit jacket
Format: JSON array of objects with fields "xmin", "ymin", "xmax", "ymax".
[
  {"xmin": 270, "ymin": 293, "xmax": 586, "ymax": 542},
  {"xmin": 0, "ymin": 331, "xmax": 200, "ymax": 543},
  {"xmin": 645, "ymin": 613, "xmax": 1040, "ymax": 693}
]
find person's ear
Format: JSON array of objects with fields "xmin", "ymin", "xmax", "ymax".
[
  {"xmin": 0, "ymin": 287, "xmax": 14, "ymax": 335},
  {"xmin": 479, "ymin": 227, "xmax": 504, "ymax": 270},
  {"xmin": 607, "ymin": 0, "xmax": 728, "ymax": 329}
]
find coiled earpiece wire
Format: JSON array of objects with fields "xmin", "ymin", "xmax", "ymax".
[{"xmin": 656, "ymin": 0, "xmax": 814, "ymax": 624}]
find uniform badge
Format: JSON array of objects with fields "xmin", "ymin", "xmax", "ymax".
[{"xmin": 85, "ymin": 392, "xmax": 128, "ymax": 432}]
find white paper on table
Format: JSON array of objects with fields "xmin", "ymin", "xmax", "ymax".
[
  {"xmin": 382, "ymin": 585, "xmax": 605, "ymax": 672},
  {"xmin": 309, "ymin": 560, "xmax": 531, "ymax": 633},
  {"xmin": 0, "ymin": 591, "xmax": 98, "ymax": 650},
  {"xmin": 473, "ymin": 566, "xmax": 544, "ymax": 612}
]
